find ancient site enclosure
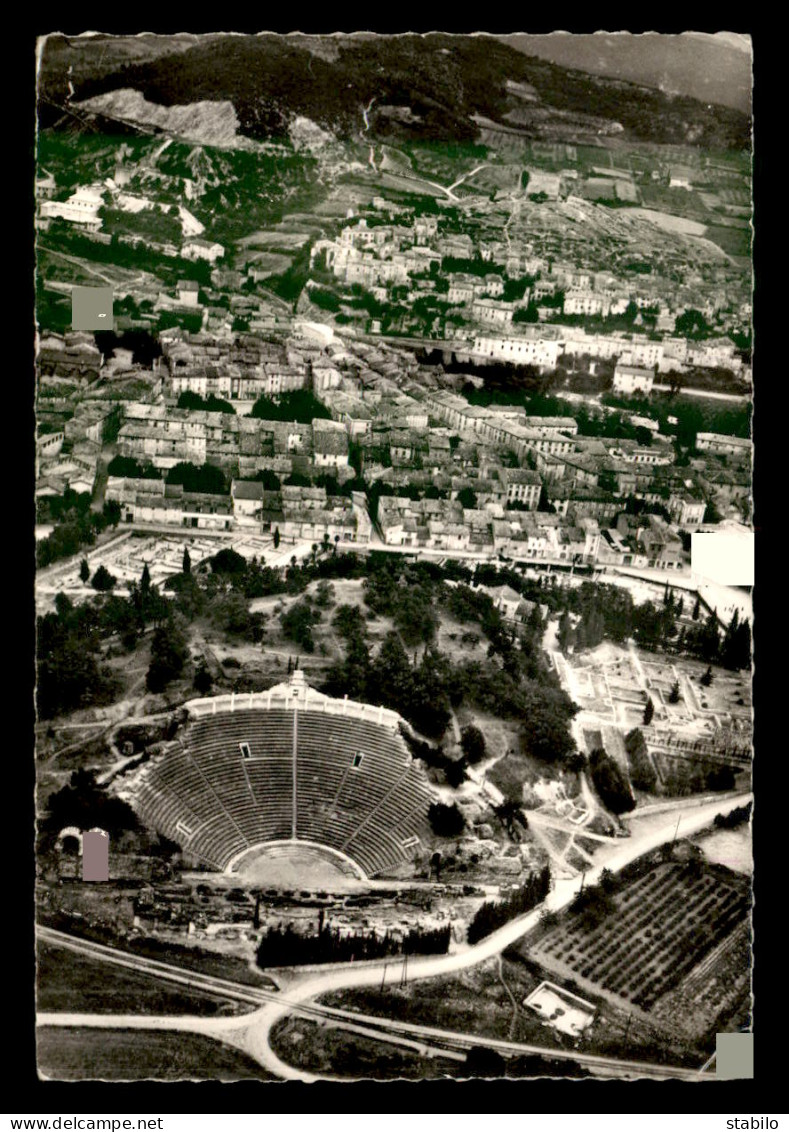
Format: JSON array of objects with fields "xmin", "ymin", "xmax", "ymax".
[{"xmin": 33, "ymin": 29, "xmax": 754, "ymax": 1086}]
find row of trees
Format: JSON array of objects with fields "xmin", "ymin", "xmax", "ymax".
[
  {"xmin": 624, "ymin": 728, "xmax": 658, "ymax": 793},
  {"xmin": 255, "ymin": 921, "xmax": 450, "ymax": 968},
  {"xmin": 587, "ymin": 747, "xmax": 636, "ymax": 815},
  {"xmin": 714, "ymin": 802, "xmax": 751, "ymax": 830},
  {"xmin": 466, "ymin": 866, "xmax": 551, "ymax": 944},
  {"xmin": 548, "ymin": 578, "xmax": 750, "ymax": 673},
  {"xmin": 176, "ymin": 391, "xmax": 236, "ymax": 414}
]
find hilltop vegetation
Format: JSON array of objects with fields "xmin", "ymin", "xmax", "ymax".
[{"xmin": 39, "ymin": 33, "xmax": 750, "ymax": 151}]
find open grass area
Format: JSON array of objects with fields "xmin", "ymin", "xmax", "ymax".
[
  {"xmin": 270, "ymin": 1015, "xmax": 453, "ymax": 1080},
  {"xmin": 37, "ymin": 1026, "xmax": 272, "ymax": 1081},
  {"xmin": 36, "ymin": 942, "xmax": 251, "ymax": 1017},
  {"xmin": 319, "ymin": 953, "xmax": 698, "ymax": 1066}
]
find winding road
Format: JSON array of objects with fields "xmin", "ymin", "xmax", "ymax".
[{"xmin": 38, "ymin": 791, "xmax": 748, "ymax": 1081}]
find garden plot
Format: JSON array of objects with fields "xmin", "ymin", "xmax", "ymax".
[{"xmin": 531, "ymin": 859, "xmax": 750, "ymax": 1018}]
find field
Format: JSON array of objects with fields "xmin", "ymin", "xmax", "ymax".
[
  {"xmin": 270, "ymin": 1015, "xmax": 455, "ymax": 1080},
  {"xmin": 320, "ymin": 953, "xmax": 698, "ymax": 1066},
  {"xmin": 37, "ymin": 1026, "xmax": 272, "ymax": 1081},
  {"xmin": 527, "ymin": 853, "xmax": 750, "ymax": 1039},
  {"xmin": 704, "ymin": 223, "xmax": 752, "ymax": 258},
  {"xmin": 36, "ymin": 942, "xmax": 251, "ymax": 1017}
]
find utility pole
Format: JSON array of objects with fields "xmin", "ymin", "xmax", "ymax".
[
  {"xmin": 671, "ymin": 814, "xmax": 681, "ymax": 846},
  {"xmin": 381, "ymin": 962, "xmax": 388, "ymax": 992}
]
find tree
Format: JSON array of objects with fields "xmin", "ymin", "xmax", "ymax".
[
  {"xmin": 463, "ymin": 1046, "xmax": 507, "ymax": 1079},
  {"xmin": 91, "ymin": 564, "xmax": 116, "ymax": 592},
  {"xmin": 146, "ymin": 619, "xmax": 188, "ymax": 693},
  {"xmin": 428, "ymin": 802, "xmax": 465, "ymax": 837},
  {"xmin": 557, "ymin": 610, "xmax": 573, "ymax": 654},
  {"xmin": 668, "ymin": 680, "xmax": 681, "ymax": 704},
  {"xmin": 182, "ymin": 548, "xmax": 191, "ymax": 575},
  {"xmin": 193, "ymin": 664, "xmax": 213, "ymax": 694},
  {"xmin": 314, "ymin": 579, "xmax": 335, "ymax": 609},
  {"xmin": 212, "ymin": 592, "xmax": 263, "ymax": 641},
  {"xmin": 588, "ymin": 747, "xmax": 635, "ymax": 815},
  {"xmin": 600, "ymin": 867, "xmax": 618, "ymax": 894},
  {"xmin": 700, "ymin": 666, "xmax": 714, "ymax": 687},
  {"xmin": 280, "ymin": 599, "xmax": 319, "ymax": 652},
  {"xmin": 460, "ymin": 724, "xmax": 486, "ymax": 765},
  {"xmin": 643, "ymin": 697, "xmax": 654, "ymax": 726},
  {"xmin": 273, "ymin": 527, "xmax": 281, "ymax": 549},
  {"xmin": 675, "ymin": 308, "xmax": 709, "ymax": 340},
  {"xmin": 166, "ymin": 461, "xmax": 227, "ymax": 495},
  {"xmin": 211, "ymin": 548, "xmax": 247, "ymax": 576},
  {"xmin": 79, "ymin": 558, "xmax": 90, "ymax": 583},
  {"xmin": 141, "ymin": 562, "xmax": 151, "ymax": 595},
  {"xmin": 368, "ymin": 632, "xmax": 414, "ymax": 715},
  {"xmin": 457, "ymin": 486, "xmax": 478, "ymax": 510},
  {"xmin": 721, "ymin": 610, "xmax": 751, "ymax": 671},
  {"xmin": 692, "ymin": 595, "xmax": 701, "ymax": 621},
  {"xmin": 444, "ymin": 759, "xmax": 467, "ymax": 788}
]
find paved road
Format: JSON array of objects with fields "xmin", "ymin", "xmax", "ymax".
[
  {"xmin": 38, "ymin": 792, "xmax": 749, "ymax": 1081},
  {"xmin": 245, "ymin": 791, "xmax": 751, "ymax": 1080},
  {"xmin": 36, "ymin": 938, "xmax": 708, "ymax": 1082}
]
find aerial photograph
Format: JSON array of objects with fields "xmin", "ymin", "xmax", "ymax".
[{"xmin": 33, "ymin": 30, "xmax": 754, "ymax": 1084}]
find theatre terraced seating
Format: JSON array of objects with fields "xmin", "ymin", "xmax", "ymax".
[{"xmin": 120, "ymin": 678, "xmax": 438, "ymax": 876}]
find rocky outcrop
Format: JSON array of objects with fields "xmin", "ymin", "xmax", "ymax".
[{"xmin": 74, "ymin": 88, "xmax": 241, "ymax": 147}]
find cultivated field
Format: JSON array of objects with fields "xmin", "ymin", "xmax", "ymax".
[{"xmin": 529, "ymin": 855, "xmax": 750, "ymax": 1029}]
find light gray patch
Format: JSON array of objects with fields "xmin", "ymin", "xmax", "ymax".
[
  {"xmin": 82, "ymin": 829, "xmax": 109, "ymax": 882},
  {"xmin": 71, "ymin": 286, "xmax": 114, "ymax": 331},
  {"xmin": 716, "ymin": 1031, "xmax": 754, "ymax": 1079}
]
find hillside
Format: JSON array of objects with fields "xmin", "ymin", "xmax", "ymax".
[
  {"xmin": 38, "ymin": 33, "xmax": 750, "ymax": 151},
  {"xmin": 503, "ymin": 32, "xmax": 752, "ymax": 116}
]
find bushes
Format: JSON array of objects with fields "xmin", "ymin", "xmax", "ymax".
[
  {"xmin": 91, "ymin": 565, "xmax": 116, "ymax": 592},
  {"xmin": 146, "ymin": 619, "xmax": 188, "ymax": 693},
  {"xmin": 280, "ymin": 598, "xmax": 321, "ymax": 652},
  {"xmin": 166, "ymin": 462, "xmax": 228, "ymax": 496},
  {"xmin": 428, "ymin": 802, "xmax": 466, "ymax": 838},
  {"xmin": 624, "ymin": 728, "xmax": 657, "ymax": 793},
  {"xmin": 588, "ymin": 747, "xmax": 635, "ymax": 815},
  {"xmin": 256, "ymin": 922, "xmax": 450, "ymax": 968}
]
